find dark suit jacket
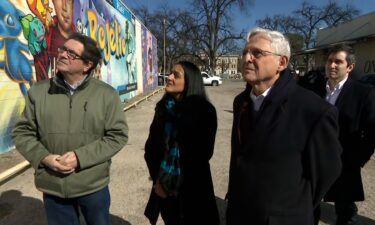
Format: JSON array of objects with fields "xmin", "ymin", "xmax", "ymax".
[
  {"xmin": 226, "ymin": 69, "xmax": 342, "ymax": 225},
  {"xmin": 144, "ymin": 95, "xmax": 220, "ymax": 225},
  {"xmin": 313, "ymin": 78, "xmax": 375, "ymax": 202}
]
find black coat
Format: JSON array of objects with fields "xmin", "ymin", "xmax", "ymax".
[
  {"xmin": 312, "ymin": 78, "xmax": 375, "ymax": 202},
  {"xmin": 144, "ymin": 95, "xmax": 220, "ymax": 225},
  {"xmin": 226, "ymin": 69, "xmax": 342, "ymax": 225}
]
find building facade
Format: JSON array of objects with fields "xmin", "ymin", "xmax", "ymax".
[
  {"xmin": 298, "ymin": 12, "xmax": 375, "ymax": 80},
  {"xmin": 215, "ymin": 54, "xmax": 240, "ymax": 75}
]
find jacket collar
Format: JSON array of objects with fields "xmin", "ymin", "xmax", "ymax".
[
  {"xmin": 252, "ymin": 68, "xmax": 294, "ymax": 113},
  {"xmin": 334, "ymin": 77, "xmax": 353, "ymax": 107},
  {"xmin": 265, "ymin": 68, "xmax": 293, "ymax": 100},
  {"xmin": 48, "ymin": 72, "xmax": 92, "ymax": 95}
]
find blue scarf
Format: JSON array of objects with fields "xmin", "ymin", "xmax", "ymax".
[{"xmin": 158, "ymin": 95, "xmax": 183, "ymax": 195}]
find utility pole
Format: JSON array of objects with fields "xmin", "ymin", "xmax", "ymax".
[
  {"xmin": 163, "ymin": 18, "xmax": 166, "ymax": 85},
  {"xmin": 208, "ymin": 56, "xmax": 211, "ymax": 74}
]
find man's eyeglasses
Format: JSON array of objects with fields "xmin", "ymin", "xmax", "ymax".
[
  {"xmin": 243, "ymin": 48, "xmax": 282, "ymax": 59},
  {"xmin": 57, "ymin": 46, "xmax": 84, "ymax": 60}
]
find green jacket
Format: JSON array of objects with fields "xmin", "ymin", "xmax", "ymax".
[{"xmin": 12, "ymin": 73, "xmax": 128, "ymax": 198}]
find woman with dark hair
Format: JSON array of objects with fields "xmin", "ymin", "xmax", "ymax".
[{"xmin": 144, "ymin": 61, "xmax": 220, "ymax": 225}]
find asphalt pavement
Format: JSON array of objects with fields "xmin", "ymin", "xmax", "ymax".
[{"xmin": 0, "ymin": 80, "xmax": 374, "ymax": 225}]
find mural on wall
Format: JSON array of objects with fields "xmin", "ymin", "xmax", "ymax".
[
  {"xmin": 0, "ymin": 0, "xmax": 153, "ymax": 153},
  {"xmin": 0, "ymin": 0, "xmax": 33, "ymax": 153},
  {"xmin": 141, "ymin": 24, "xmax": 158, "ymax": 92},
  {"xmin": 24, "ymin": 0, "xmax": 76, "ymax": 81},
  {"xmin": 73, "ymin": 0, "xmax": 138, "ymax": 98},
  {"xmin": 0, "ymin": 0, "xmax": 34, "ymax": 96}
]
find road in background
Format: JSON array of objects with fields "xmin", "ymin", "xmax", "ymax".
[{"xmin": 0, "ymin": 80, "xmax": 374, "ymax": 225}]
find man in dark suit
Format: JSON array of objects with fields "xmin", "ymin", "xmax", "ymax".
[
  {"xmin": 314, "ymin": 45, "xmax": 375, "ymax": 225},
  {"xmin": 225, "ymin": 27, "xmax": 343, "ymax": 225}
]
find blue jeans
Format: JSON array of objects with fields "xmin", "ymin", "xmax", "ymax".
[{"xmin": 43, "ymin": 186, "xmax": 110, "ymax": 225}]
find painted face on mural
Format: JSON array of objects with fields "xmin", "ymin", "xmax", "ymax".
[{"xmin": 52, "ymin": 0, "xmax": 73, "ymax": 37}]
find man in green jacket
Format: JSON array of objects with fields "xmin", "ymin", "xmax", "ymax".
[{"xmin": 12, "ymin": 33, "xmax": 128, "ymax": 225}]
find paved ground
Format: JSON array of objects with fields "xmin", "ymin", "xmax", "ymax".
[{"xmin": 0, "ymin": 80, "xmax": 374, "ymax": 225}]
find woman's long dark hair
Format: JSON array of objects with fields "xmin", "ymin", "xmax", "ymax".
[{"xmin": 178, "ymin": 61, "xmax": 208, "ymax": 100}]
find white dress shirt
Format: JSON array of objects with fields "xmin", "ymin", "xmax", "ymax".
[
  {"xmin": 64, "ymin": 75, "xmax": 88, "ymax": 95},
  {"xmin": 325, "ymin": 77, "xmax": 348, "ymax": 105},
  {"xmin": 250, "ymin": 87, "xmax": 272, "ymax": 111}
]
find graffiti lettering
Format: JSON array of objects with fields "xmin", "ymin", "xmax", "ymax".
[
  {"xmin": 114, "ymin": 0, "xmax": 126, "ymax": 15},
  {"xmin": 87, "ymin": 9, "xmax": 127, "ymax": 64},
  {"xmin": 364, "ymin": 60, "xmax": 375, "ymax": 74}
]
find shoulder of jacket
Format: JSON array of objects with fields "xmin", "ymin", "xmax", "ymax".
[
  {"xmin": 235, "ymin": 89, "xmax": 248, "ymax": 101},
  {"xmin": 350, "ymin": 79, "xmax": 373, "ymax": 92},
  {"xmin": 89, "ymin": 79, "xmax": 118, "ymax": 94},
  {"xmin": 28, "ymin": 79, "xmax": 51, "ymax": 94},
  {"xmin": 292, "ymin": 85, "xmax": 333, "ymax": 111},
  {"xmin": 337, "ymin": 79, "xmax": 374, "ymax": 103},
  {"xmin": 196, "ymin": 97, "xmax": 215, "ymax": 113}
]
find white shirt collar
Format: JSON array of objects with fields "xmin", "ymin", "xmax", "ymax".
[
  {"xmin": 64, "ymin": 75, "xmax": 88, "ymax": 94},
  {"xmin": 325, "ymin": 77, "xmax": 348, "ymax": 105},
  {"xmin": 326, "ymin": 77, "xmax": 348, "ymax": 93},
  {"xmin": 250, "ymin": 87, "xmax": 272, "ymax": 111}
]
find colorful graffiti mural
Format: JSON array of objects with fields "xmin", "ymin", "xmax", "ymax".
[
  {"xmin": 0, "ymin": 0, "xmax": 158, "ymax": 153},
  {"xmin": 73, "ymin": 0, "xmax": 138, "ymax": 97},
  {"xmin": 0, "ymin": 1, "xmax": 34, "ymax": 96},
  {"xmin": 141, "ymin": 24, "xmax": 158, "ymax": 92},
  {"xmin": 0, "ymin": 0, "xmax": 33, "ymax": 153}
]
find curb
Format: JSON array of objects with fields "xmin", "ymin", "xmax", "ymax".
[
  {"xmin": 0, "ymin": 87, "xmax": 165, "ymax": 185},
  {"xmin": 123, "ymin": 87, "xmax": 164, "ymax": 111},
  {"xmin": 0, "ymin": 161, "xmax": 30, "ymax": 185}
]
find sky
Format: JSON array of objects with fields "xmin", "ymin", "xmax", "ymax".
[{"xmin": 122, "ymin": 0, "xmax": 375, "ymax": 33}]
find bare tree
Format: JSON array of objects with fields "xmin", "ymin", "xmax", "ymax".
[
  {"xmin": 322, "ymin": 2, "xmax": 361, "ymax": 26},
  {"xmin": 256, "ymin": 1, "xmax": 359, "ymax": 70},
  {"xmin": 285, "ymin": 33, "xmax": 304, "ymax": 70},
  {"xmin": 134, "ymin": 0, "xmax": 255, "ymax": 73},
  {"xmin": 134, "ymin": 5, "xmax": 196, "ymax": 72},
  {"xmin": 133, "ymin": 5, "xmax": 153, "ymax": 28},
  {"xmin": 190, "ymin": 0, "xmax": 254, "ymax": 73},
  {"xmin": 257, "ymin": 15, "xmax": 297, "ymax": 33},
  {"xmin": 292, "ymin": 1, "xmax": 359, "ymax": 49}
]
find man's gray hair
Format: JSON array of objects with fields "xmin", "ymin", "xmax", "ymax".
[{"xmin": 247, "ymin": 27, "xmax": 291, "ymax": 59}]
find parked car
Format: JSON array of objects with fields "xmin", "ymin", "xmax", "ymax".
[
  {"xmin": 157, "ymin": 73, "xmax": 169, "ymax": 86},
  {"xmin": 201, "ymin": 71, "xmax": 222, "ymax": 86},
  {"xmin": 219, "ymin": 73, "xmax": 231, "ymax": 80},
  {"xmin": 229, "ymin": 73, "xmax": 242, "ymax": 79}
]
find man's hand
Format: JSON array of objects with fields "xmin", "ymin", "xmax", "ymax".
[
  {"xmin": 57, "ymin": 151, "xmax": 79, "ymax": 169},
  {"xmin": 41, "ymin": 155, "xmax": 75, "ymax": 174}
]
